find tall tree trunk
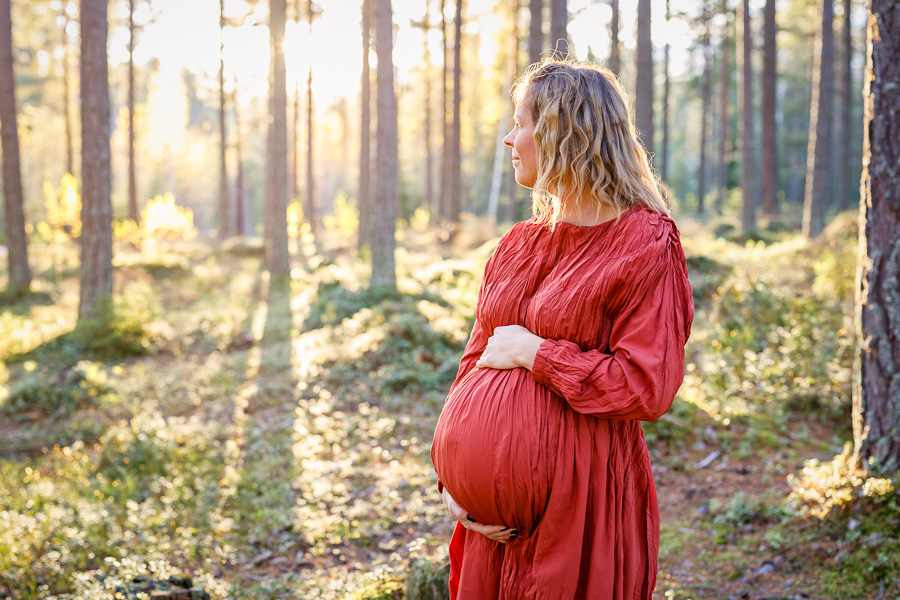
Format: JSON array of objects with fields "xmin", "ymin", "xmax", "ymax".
[
  {"xmin": 440, "ymin": 0, "xmax": 450, "ymax": 223},
  {"xmin": 760, "ymin": 0, "xmax": 778, "ymax": 217},
  {"xmin": 306, "ymin": 0, "xmax": 317, "ymax": 242},
  {"xmin": 422, "ymin": 5, "xmax": 434, "ymax": 218},
  {"xmin": 0, "ymin": 0, "xmax": 31, "ymax": 292},
  {"xmin": 661, "ymin": 0, "xmax": 670, "ymax": 183},
  {"xmin": 738, "ymin": 0, "xmax": 755, "ymax": 232},
  {"xmin": 371, "ymin": 0, "xmax": 396, "ymax": 290},
  {"xmin": 803, "ymin": 0, "xmax": 834, "ymax": 238},
  {"xmin": 358, "ymin": 0, "xmax": 372, "ymax": 249},
  {"xmin": 218, "ymin": 0, "xmax": 230, "ymax": 238},
  {"xmin": 550, "ymin": 0, "xmax": 567, "ymax": 58},
  {"xmin": 233, "ymin": 84, "xmax": 246, "ymax": 236},
  {"xmin": 529, "ymin": 0, "xmax": 541, "ymax": 64},
  {"xmin": 852, "ymin": 0, "xmax": 900, "ymax": 475},
  {"xmin": 291, "ymin": 0, "xmax": 300, "ymax": 208},
  {"xmin": 268, "ymin": 0, "xmax": 290, "ymax": 276},
  {"xmin": 716, "ymin": 0, "xmax": 729, "ymax": 215},
  {"xmin": 447, "ymin": 0, "xmax": 462, "ymax": 229},
  {"xmin": 698, "ymin": 0, "xmax": 711, "ymax": 213},
  {"xmin": 610, "ymin": 0, "xmax": 620, "ymax": 75},
  {"xmin": 62, "ymin": 6, "xmax": 73, "ymax": 176},
  {"xmin": 835, "ymin": 0, "xmax": 853, "ymax": 212},
  {"xmin": 79, "ymin": 0, "xmax": 113, "ymax": 321},
  {"xmin": 635, "ymin": 0, "xmax": 652, "ymax": 155},
  {"xmin": 128, "ymin": 0, "xmax": 138, "ymax": 223},
  {"xmin": 507, "ymin": 0, "xmax": 520, "ymax": 223}
]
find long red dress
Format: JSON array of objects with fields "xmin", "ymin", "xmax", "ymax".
[{"xmin": 430, "ymin": 203, "xmax": 694, "ymax": 600}]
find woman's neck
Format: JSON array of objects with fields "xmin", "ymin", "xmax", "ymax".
[{"xmin": 555, "ymin": 196, "xmax": 621, "ymax": 226}]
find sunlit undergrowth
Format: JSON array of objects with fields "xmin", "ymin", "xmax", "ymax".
[{"xmin": 0, "ymin": 210, "xmax": 886, "ymax": 599}]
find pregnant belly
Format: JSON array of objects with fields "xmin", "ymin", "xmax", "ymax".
[{"xmin": 431, "ymin": 367, "xmax": 565, "ymax": 534}]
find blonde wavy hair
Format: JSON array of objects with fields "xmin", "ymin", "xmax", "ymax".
[{"xmin": 510, "ymin": 57, "xmax": 670, "ymax": 227}]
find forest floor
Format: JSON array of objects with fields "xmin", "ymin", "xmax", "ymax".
[{"xmin": 1, "ymin": 208, "xmax": 898, "ymax": 600}]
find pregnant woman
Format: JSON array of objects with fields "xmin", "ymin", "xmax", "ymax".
[{"xmin": 430, "ymin": 58, "xmax": 695, "ymax": 599}]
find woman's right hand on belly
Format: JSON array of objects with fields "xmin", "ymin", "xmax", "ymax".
[{"xmin": 441, "ymin": 486, "xmax": 519, "ymax": 544}]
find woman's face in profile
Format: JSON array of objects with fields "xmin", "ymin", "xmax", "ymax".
[{"xmin": 503, "ymin": 100, "xmax": 537, "ymax": 188}]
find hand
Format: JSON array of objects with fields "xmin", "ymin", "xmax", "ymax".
[
  {"xmin": 441, "ymin": 487, "xmax": 519, "ymax": 544},
  {"xmin": 476, "ymin": 324, "xmax": 545, "ymax": 371}
]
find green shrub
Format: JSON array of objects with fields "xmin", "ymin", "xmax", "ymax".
[{"xmin": 1, "ymin": 360, "xmax": 114, "ymax": 418}]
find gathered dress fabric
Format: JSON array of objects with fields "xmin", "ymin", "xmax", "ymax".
[{"xmin": 430, "ymin": 203, "xmax": 695, "ymax": 600}]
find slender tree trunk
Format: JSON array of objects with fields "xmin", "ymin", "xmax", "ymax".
[
  {"xmin": 79, "ymin": 0, "xmax": 113, "ymax": 321},
  {"xmin": 233, "ymin": 84, "xmax": 246, "ymax": 236},
  {"xmin": 306, "ymin": 0, "xmax": 317, "ymax": 242},
  {"xmin": 852, "ymin": 0, "xmax": 900, "ymax": 475},
  {"xmin": 268, "ymin": 0, "xmax": 290, "ymax": 276},
  {"xmin": 698, "ymin": 0, "xmax": 712, "ymax": 213},
  {"xmin": 803, "ymin": 0, "xmax": 834, "ymax": 238},
  {"xmin": 507, "ymin": 0, "xmax": 520, "ymax": 223},
  {"xmin": 358, "ymin": 0, "xmax": 372, "ymax": 249},
  {"xmin": 610, "ymin": 0, "xmax": 620, "ymax": 75},
  {"xmin": 716, "ymin": 0, "xmax": 729, "ymax": 215},
  {"xmin": 127, "ymin": 0, "xmax": 138, "ymax": 223},
  {"xmin": 423, "ymin": 6, "xmax": 434, "ymax": 218},
  {"xmin": 529, "ymin": 0, "xmax": 541, "ymax": 64},
  {"xmin": 371, "ymin": 0, "xmax": 396, "ymax": 290},
  {"xmin": 550, "ymin": 0, "xmax": 567, "ymax": 57},
  {"xmin": 62, "ymin": 6, "xmax": 73, "ymax": 176},
  {"xmin": 291, "ymin": 0, "xmax": 300, "ymax": 207},
  {"xmin": 738, "ymin": 0, "xmax": 755, "ymax": 231},
  {"xmin": 760, "ymin": 0, "xmax": 778, "ymax": 217},
  {"xmin": 487, "ymin": 103, "xmax": 508, "ymax": 222},
  {"xmin": 0, "ymin": 0, "xmax": 31, "ymax": 292},
  {"xmin": 440, "ymin": 0, "xmax": 450, "ymax": 223},
  {"xmin": 835, "ymin": 0, "xmax": 853, "ymax": 212},
  {"xmin": 661, "ymin": 0, "xmax": 670, "ymax": 183},
  {"xmin": 448, "ymin": 0, "xmax": 462, "ymax": 228},
  {"xmin": 265, "ymin": 42, "xmax": 274, "ymax": 255},
  {"xmin": 218, "ymin": 0, "xmax": 230, "ymax": 238},
  {"xmin": 635, "ymin": 0, "xmax": 652, "ymax": 155}
]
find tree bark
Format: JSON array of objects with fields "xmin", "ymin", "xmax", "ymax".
[
  {"xmin": 760, "ymin": 0, "xmax": 778, "ymax": 217},
  {"xmin": 0, "ymin": 0, "xmax": 31, "ymax": 292},
  {"xmin": 716, "ymin": 0, "xmax": 729, "ymax": 216},
  {"xmin": 529, "ymin": 0, "xmax": 541, "ymax": 65},
  {"xmin": 835, "ymin": 0, "xmax": 853, "ymax": 212},
  {"xmin": 128, "ymin": 0, "xmax": 138, "ymax": 223},
  {"xmin": 218, "ymin": 0, "xmax": 230, "ymax": 238},
  {"xmin": 610, "ymin": 0, "xmax": 619, "ymax": 75},
  {"xmin": 852, "ymin": 0, "xmax": 900, "ymax": 475},
  {"xmin": 661, "ymin": 0, "xmax": 670, "ymax": 184},
  {"xmin": 422, "ymin": 5, "xmax": 434, "ymax": 218},
  {"xmin": 62, "ymin": 5, "xmax": 73, "ymax": 176},
  {"xmin": 358, "ymin": 0, "xmax": 372, "ymax": 249},
  {"xmin": 635, "ymin": 0, "xmax": 652, "ymax": 155},
  {"xmin": 268, "ymin": 0, "xmax": 290, "ymax": 276},
  {"xmin": 79, "ymin": 0, "xmax": 113, "ymax": 321},
  {"xmin": 698, "ymin": 0, "xmax": 712, "ymax": 213},
  {"xmin": 550, "ymin": 0, "xmax": 566, "ymax": 58},
  {"xmin": 305, "ymin": 0, "xmax": 317, "ymax": 242},
  {"xmin": 233, "ymin": 84, "xmax": 246, "ymax": 236},
  {"xmin": 371, "ymin": 0, "xmax": 396, "ymax": 290},
  {"xmin": 738, "ymin": 0, "xmax": 755, "ymax": 232},
  {"xmin": 447, "ymin": 0, "xmax": 462, "ymax": 229},
  {"xmin": 803, "ymin": 0, "xmax": 834, "ymax": 238}
]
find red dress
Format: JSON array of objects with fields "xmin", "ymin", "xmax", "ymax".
[{"xmin": 430, "ymin": 203, "xmax": 694, "ymax": 600}]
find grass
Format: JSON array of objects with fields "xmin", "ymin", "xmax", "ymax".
[{"xmin": 1, "ymin": 210, "xmax": 898, "ymax": 599}]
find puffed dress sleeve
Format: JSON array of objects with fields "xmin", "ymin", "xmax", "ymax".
[{"xmin": 531, "ymin": 223, "xmax": 694, "ymax": 422}]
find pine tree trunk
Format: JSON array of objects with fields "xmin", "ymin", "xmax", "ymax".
[
  {"xmin": 738, "ymin": 0, "xmax": 755, "ymax": 232},
  {"xmin": 529, "ymin": 0, "xmax": 541, "ymax": 64},
  {"xmin": 698, "ymin": 0, "xmax": 711, "ymax": 213},
  {"xmin": 447, "ymin": 0, "xmax": 462, "ymax": 229},
  {"xmin": 79, "ymin": 0, "xmax": 113, "ymax": 321},
  {"xmin": 233, "ymin": 85, "xmax": 246, "ymax": 236},
  {"xmin": 760, "ymin": 0, "xmax": 778, "ymax": 217},
  {"xmin": 422, "ymin": 5, "xmax": 434, "ymax": 218},
  {"xmin": 835, "ymin": 0, "xmax": 853, "ymax": 212},
  {"xmin": 0, "ymin": 0, "xmax": 31, "ymax": 292},
  {"xmin": 371, "ymin": 0, "xmax": 397, "ymax": 290},
  {"xmin": 803, "ymin": 0, "xmax": 834, "ymax": 238},
  {"xmin": 218, "ymin": 0, "xmax": 230, "ymax": 238},
  {"xmin": 852, "ymin": 0, "xmax": 900, "ymax": 475},
  {"xmin": 440, "ymin": 0, "xmax": 450, "ymax": 223},
  {"xmin": 358, "ymin": 0, "xmax": 372, "ymax": 249},
  {"xmin": 635, "ymin": 0, "xmax": 652, "ymax": 155},
  {"xmin": 306, "ymin": 0, "xmax": 317, "ymax": 242},
  {"xmin": 550, "ymin": 0, "xmax": 567, "ymax": 58},
  {"xmin": 661, "ymin": 0, "xmax": 670, "ymax": 184},
  {"xmin": 128, "ymin": 0, "xmax": 138, "ymax": 223},
  {"xmin": 716, "ymin": 0, "xmax": 729, "ymax": 215},
  {"xmin": 62, "ymin": 6, "xmax": 73, "ymax": 176},
  {"xmin": 610, "ymin": 0, "xmax": 620, "ymax": 75},
  {"xmin": 268, "ymin": 0, "xmax": 290, "ymax": 276}
]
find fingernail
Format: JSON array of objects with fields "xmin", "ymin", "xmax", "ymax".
[{"xmin": 466, "ymin": 514, "xmax": 477, "ymax": 523}]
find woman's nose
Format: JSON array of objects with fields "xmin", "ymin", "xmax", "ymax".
[{"xmin": 503, "ymin": 132, "xmax": 513, "ymax": 147}]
